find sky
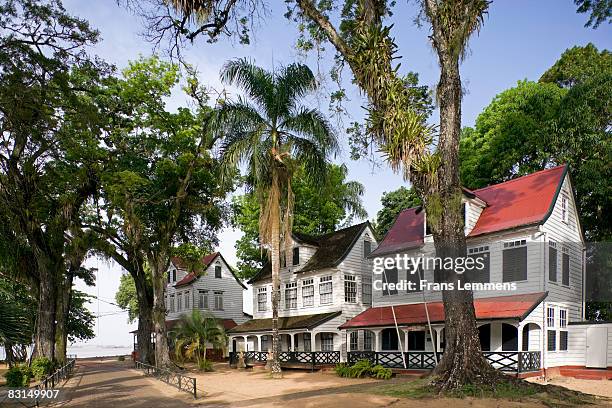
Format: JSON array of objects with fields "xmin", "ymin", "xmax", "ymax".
[{"xmin": 66, "ymin": 0, "xmax": 611, "ymax": 350}]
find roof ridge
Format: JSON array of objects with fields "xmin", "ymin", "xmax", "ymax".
[{"xmin": 473, "ymin": 164, "xmax": 566, "ymax": 193}]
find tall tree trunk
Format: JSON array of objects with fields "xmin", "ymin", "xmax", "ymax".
[
  {"xmin": 54, "ymin": 272, "xmax": 74, "ymax": 363},
  {"xmin": 134, "ymin": 272, "xmax": 155, "ymax": 364},
  {"xmin": 150, "ymin": 255, "xmax": 171, "ymax": 367},
  {"xmin": 5, "ymin": 344, "xmax": 14, "ymax": 368},
  {"xmin": 269, "ymin": 172, "xmax": 283, "ymax": 377},
  {"xmin": 430, "ymin": 51, "xmax": 501, "ymax": 390},
  {"xmin": 35, "ymin": 256, "xmax": 57, "ymax": 361}
]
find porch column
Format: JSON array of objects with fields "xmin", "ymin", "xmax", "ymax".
[
  {"xmin": 242, "ymin": 336, "xmax": 248, "ymax": 352},
  {"xmin": 291, "ymin": 333, "xmax": 297, "ymax": 351},
  {"xmin": 256, "ymin": 335, "xmax": 262, "ymax": 352},
  {"xmin": 517, "ymin": 323, "xmax": 523, "ymax": 352},
  {"xmin": 435, "ymin": 327, "xmax": 442, "ymax": 352},
  {"xmin": 229, "ymin": 336, "xmax": 235, "ymax": 352},
  {"xmin": 372, "ymin": 329, "xmax": 381, "ymax": 352},
  {"xmin": 404, "ymin": 330, "xmax": 409, "ymax": 352}
]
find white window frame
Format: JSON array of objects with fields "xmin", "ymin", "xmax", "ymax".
[
  {"xmin": 349, "ymin": 331, "xmax": 358, "ymax": 351},
  {"xmin": 321, "ymin": 333, "xmax": 334, "ymax": 351},
  {"xmin": 319, "ymin": 276, "xmax": 333, "ymax": 305},
  {"xmin": 547, "ymin": 306, "xmax": 555, "ymax": 327},
  {"xmin": 559, "ymin": 308, "xmax": 567, "ymax": 328},
  {"xmin": 169, "ymin": 294, "xmax": 175, "ymax": 312},
  {"xmin": 214, "ymin": 291, "xmax": 223, "ymax": 310},
  {"xmin": 561, "ymin": 194, "xmax": 569, "ymax": 224},
  {"xmin": 344, "ymin": 275, "xmax": 357, "ymax": 303},
  {"xmin": 184, "ymin": 291, "xmax": 190, "ymax": 310},
  {"xmin": 362, "ymin": 277, "xmax": 372, "ymax": 305},
  {"xmin": 177, "ymin": 291, "xmax": 182, "ymax": 311},
  {"xmin": 302, "ymin": 279, "xmax": 314, "ymax": 307},
  {"xmin": 257, "ymin": 287, "xmax": 267, "ymax": 312},
  {"xmin": 285, "ymin": 282, "xmax": 297, "ymax": 309},
  {"xmin": 198, "ymin": 290, "xmax": 208, "ymax": 309}
]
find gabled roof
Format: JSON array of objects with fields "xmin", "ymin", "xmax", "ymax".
[
  {"xmin": 228, "ymin": 312, "xmax": 341, "ymax": 333},
  {"xmin": 173, "ymin": 252, "xmax": 247, "ymax": 289},
  {"xmin": 370, "ymin": 165, "xmax": 568, "ymax": 257},
  {"xmin": 248, "ymin": 222, "xmax": 372, "ymax": 284},
  {"xmin": 339, "ymin": 292, "xmax": 547, "ymax": 329}
]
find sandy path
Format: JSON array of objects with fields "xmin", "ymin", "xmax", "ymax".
[{"xmin": 59, "ymin": 359, "xmax": 195, "ymax": 407}]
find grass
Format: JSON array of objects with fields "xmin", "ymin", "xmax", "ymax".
[{"xmin": 369, "ymin": 377, "xmax": 601, "ymax": 407}]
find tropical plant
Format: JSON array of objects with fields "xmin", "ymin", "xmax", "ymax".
[
  {"xmin": 219, "ymin": 58, "xmax": 339, "ymax": 376},
  {"xmin": 232, "ymin": 163, "xmax": 367, "ymax": 279},
  {"xmin": 171, "ymin": 310, "xmax": 227, "ymax": 370},
  {"xmin": 334, "ymin": 360, "xmax": 392, "ymax": 379}
]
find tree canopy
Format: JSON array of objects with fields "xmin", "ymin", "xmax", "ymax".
[{"xmin": 460, "ymin": 43, "xmax": 611, "ymax": 242}]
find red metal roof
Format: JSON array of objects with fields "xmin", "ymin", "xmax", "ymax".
[
  {"xmin": 370, "ymin": 165, "xmax": 567, "ymax": 256},
  {"xmin": 339, "ymin": 292, "xmax": 547, "ymax": 329},
  {"xmin": 468, "ymin": 165, "xmax": 567, "ymax": 237},
  {"xmin": 173, "ymin": 252, "xmax": 220, "ymax": 287}
]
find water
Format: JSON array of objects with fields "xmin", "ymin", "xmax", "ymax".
[{"xmin": 67, "ymin": 344, "xmax": 133, "ymax": 358}]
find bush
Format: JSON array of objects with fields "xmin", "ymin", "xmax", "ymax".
[
  {"xmin": 117, "ymin": 355, "xmax": 125, "ymax": 361},
  {"xmin": 31, "ymin": 357, "xmax": 53, "ymax": 381},
  {"xmin": 198, "ymin": 359, "xmax": 213, "ymax": 372},
  {"xmin": 334, "ymin": 359, "xmax": 392, "ymax": 380},
  {"xmin": 4, "ymin": 365, "xmax": 32, "ymax": 387}
]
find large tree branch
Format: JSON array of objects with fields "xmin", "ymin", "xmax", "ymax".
[{"xmin": 295, "ymin": 0, "xmax": 354, "ymax": 64}]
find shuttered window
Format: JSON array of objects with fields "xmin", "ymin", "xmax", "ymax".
[
  {"xmin": 549, "ymin": 244, "xmax": 557, "ymax": 282},
  {"xmin": 562, "ymin": 249, "xmax": 570, "ymax": 286},
  {"xmin": 547, "ymin": 330, "xmax": 556, "ymax": 351},
  {"xmin": 383, "ymin": 268, "xmax": 398, "ymax": 296},
  {"xmin": 468, "ymin": 246, "xmax": 490, "ymax": 283},
  {"xmin": 363, "ymin": 240, "xmax": 371, "ymax": 258},
  {"xmin": 503, "ymin": 241, "xmax": 527, "ymax": 282},
  {"xmin": 559, "ymin": 331, "xmax": 568, "ymax": 351},
  {"xmin": 406, "ymin": 261, "xmax": 423, "ymax": 293},
  {"xmin": 292, "ymin": 247, "xmax": 300, "ymax": 265}
]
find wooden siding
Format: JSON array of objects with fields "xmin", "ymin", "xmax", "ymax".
[
  {"xmin": 251, "ymin": 225, "xmax": 378, "ymax": 321},
  {"xmin": 165, "ymin": 256, "xmax": 246, "ymax": 323}
]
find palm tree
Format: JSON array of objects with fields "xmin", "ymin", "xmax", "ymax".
[
  {"xmin": 219, "ymin": 59, "xmax": 339, "ymax": 376},
  {"xmin": 171, "ymin": 310, "xmax": 227, "ymax": 369}
]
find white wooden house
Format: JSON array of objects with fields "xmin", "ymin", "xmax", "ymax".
[
  {"xmin": 340, "ymin": 165, "xmax": 612, "ymax": 377},
  {"xmin": 165, "ymin": 252, "xmax": 249, "ymax": 332},
  {"xmin": 227, "ymin": 222, "xmax": 377, "ymax": 365}
]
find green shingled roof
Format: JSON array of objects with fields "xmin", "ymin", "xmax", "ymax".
[
  {"xmin": 248, "ymin": 221, "xmax": 371, "ymax": 284},
  {"xmin": 228, "ymin": 312, "xmax": 342, "ymax": 333}
]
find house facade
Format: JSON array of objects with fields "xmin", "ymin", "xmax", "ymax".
[
  {"xmin": 227, "ymin": 222, "xmax": 377, "ymax": 362},
  {"xmin": 340, "ymin": 165, "xmax": 612, "ymax": 376},
  {"xmin": 165, "ymin": 252, "xmax": 249, "ymax": 332}
]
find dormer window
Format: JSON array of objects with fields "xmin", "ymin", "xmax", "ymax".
[
  {"xmin": 214, "ymin": 263, "xmax": 222, "ymax": 278},
  {"xmin": 171, "ymin": 269, "xmax": 176, "ymax": 283},
  {"xmin": 561, "ymin": 194, "xmax": 569, "ymax": 223},
  {"xmin": 292, "ymin": 247, "xmax": 300, "ymax": 266}
]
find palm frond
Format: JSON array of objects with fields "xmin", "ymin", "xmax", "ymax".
[
  {"xmin": 280, "ymin": 107, "xmax": 339, "ymax": 158},
  {"xmin": 220, "ymin": 58, "xmax": 275, "ymax": 116},
  {"xmin": 275, "ymin": 63, "xmax": 317, "ymax": 115}
]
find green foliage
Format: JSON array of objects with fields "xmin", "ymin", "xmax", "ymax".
[
  {"xmin": 198, "ymin": 359, "xmax": 214, "ymax": 371},
  {"xmin": 460, "ymin": 44, "xmax": 611, "ymax": 242},
  {"xmin": 574, "ymin": 0, "xmax": 611, "ymax": 28},
  {"xmin": 232, "ymin": 163, "xmax": 368, "ymax": 279},
  {"xmin": 335, "ymin": 360, "xmax": 391, "ymax": 379},
  {"xmin": 115, "ymin": 273, "xmax": 140, "ymax": 323},
  {"xmin": 31, "ymin": 357, "xmax": 54, "ymax": 381},
  {"xmin": 374, "ymin": 187, "xmax": 422, "ymax": 237},
  {"xmin": 4, "ymin": 365, "xmax": 32, "ymax": 387},
  {"xmin": 171, "ymin": 310, "xmax": 227, "ymax": 366},
  {"xmin": 67, "ymin": 290, "xmax": 96, "ymax": 343}
]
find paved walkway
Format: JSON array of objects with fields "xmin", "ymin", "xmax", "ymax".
[{"xmin": 60, "ymin": 360, "xmax": 195, "ymax": 407}]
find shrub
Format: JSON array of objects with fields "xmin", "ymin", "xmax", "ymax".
[
  {"xmin": 31, "ymin": 357, "xmax": 53, "ymax": 381},
  {"xmin": 334, "ymin": 359, "xmax": 392, "ymax": 380},
  {"xmin": 5, "ymin": 365, "xmax": 32, "ymax": 387},
  {"xmin": 117, "ymin": 355, "xmax": 125, "ymax": 361},
  {"xmin": 370, "ymin": 364, "xmax": 392, "ymax": 380},
  {"xmin": 198, "ymin": 359, "xmax": 213, "ymax": 372}
]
